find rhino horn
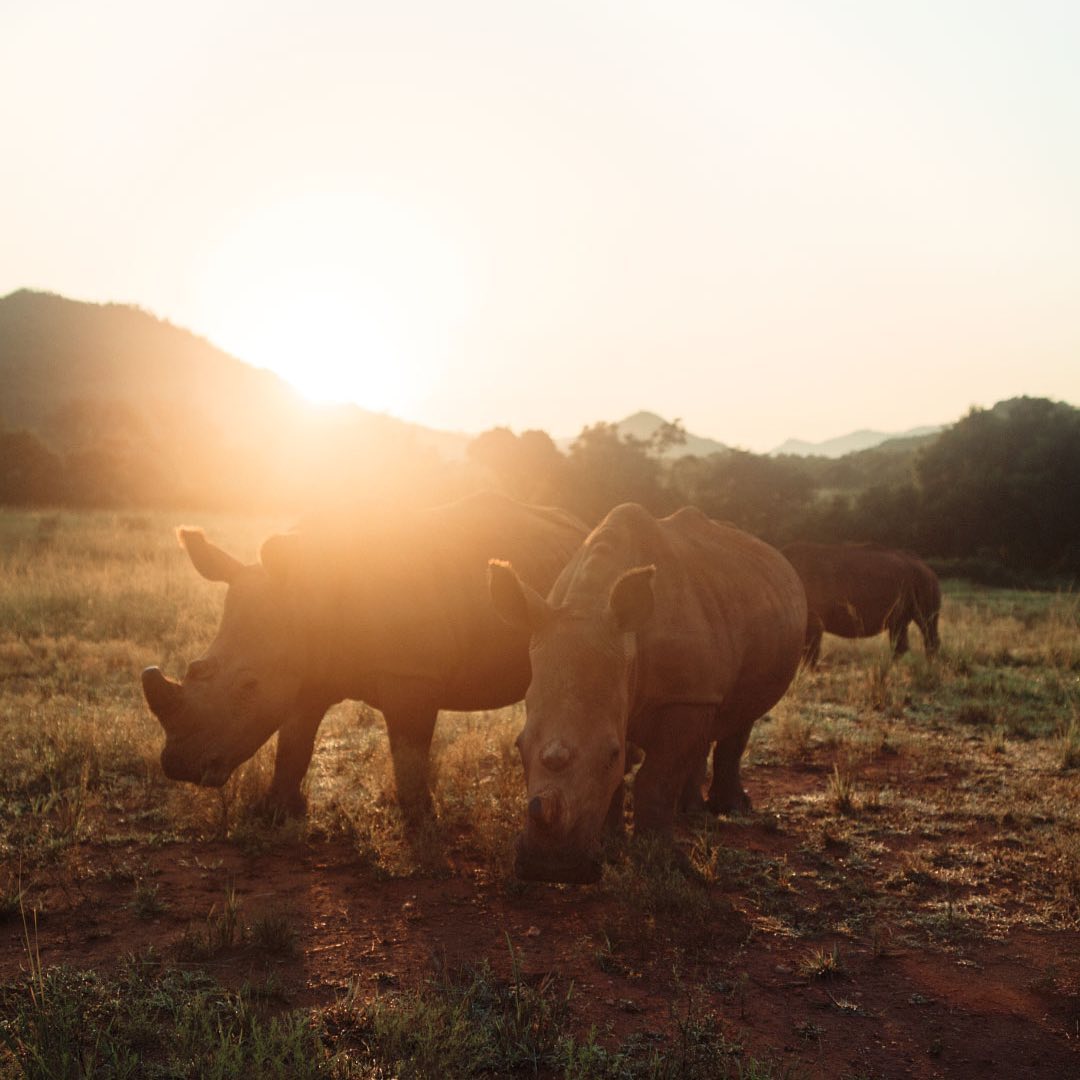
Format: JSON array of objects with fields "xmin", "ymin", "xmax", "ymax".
[
  {"xmin": 539, "ymin": 740, "xmax": 573, "ymax": 772},
  {"xmin": 528, "ymin": 790, "xmax": 561, "ymax": 829},
  {"xmin": 142, "ymin": 666, "xmax": 183, "ymax": 727}
]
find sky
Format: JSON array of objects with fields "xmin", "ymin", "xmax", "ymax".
[{"xmin": 3, "ymin": 0, "xmax": 1079, "ymax": 452}]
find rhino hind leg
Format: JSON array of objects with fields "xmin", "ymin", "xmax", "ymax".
[
  {"xmin": 889, "ymin": 619, "xmax": 911, "ymax": 658},
  {"xmin": 706, "ymin": 723, "xmax": 753, "ymax": 815},
  {"xmin": 919, "ymin": 611, "xmax": 941, "ymax": 656},
  {"xmin": 678, "ymin": 756, "xmax": 709, "ymax": 814}
]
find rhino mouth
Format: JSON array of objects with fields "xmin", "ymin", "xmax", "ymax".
[
  {"xmin": 160, "ymin": 744, "xmax": 233, "ymax": 788},
  {"xmin": 513, "ymin": 834, "xmax": 602, "ymax": 884}
]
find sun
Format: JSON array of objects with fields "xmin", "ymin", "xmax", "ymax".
[
  {"xmin": 207, "ymin": 269, "xmax": 407, "ymax": 414},
  {"xmin": 196, "ymin": 193, "xmax": 468, "ymax": 416}
]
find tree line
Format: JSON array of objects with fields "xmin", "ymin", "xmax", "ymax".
[{"xmin": 2, "ymin": 396, "xmax": 1078, "ymax": 580}]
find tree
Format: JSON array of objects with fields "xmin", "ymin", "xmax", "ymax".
[
  {"xmin": 467, "ymin": 427, "xmax": 568, "ymax": 504},
  {"xmin": 915, "ymin": 397, "xmax": 1080, "ymax": 571},
  {"xmin": 563, "ymin": 422, "xmax": 674, "ymax": 523},
  {"xmin": 667, "ymin": 450, "xmax": 814, "ymax": 543},
  {"xmin": 0, "ymin": 429, "xmax": 64, "ymax": 504}
]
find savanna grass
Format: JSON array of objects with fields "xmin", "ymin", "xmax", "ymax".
[{"xmin": 2, "ymin": 509, "xmax": 1079, "ymax": 1073}]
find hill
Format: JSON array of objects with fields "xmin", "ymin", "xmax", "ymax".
[
  {"xmin": 555, "ymin": 410, "xmax": 729, "ymax": 459},
  {"xmin": 769, "ymin": 425, "xmax": 942, "ymax": 458},
  {"xmin": 614, "ymin": 410, "xmax": 729, "ymax": 458},
  {"xmin": 0, "ymin": 289, "xmax": 470, "ymax": 508}
]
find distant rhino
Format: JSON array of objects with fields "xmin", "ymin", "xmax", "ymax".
[
  {"xmin": 142, "ymin": 493, "xmax": 586, "ymax": 818},
  {"xmin": 781, "ymin": 541, "xmax": 941, "ymax": 665},
  {"xmin": 489, "ymin": 503, "xmax": 806, "ymax": 884}
]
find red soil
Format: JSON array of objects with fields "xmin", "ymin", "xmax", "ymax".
[{"xmin": 3, "ymin": 764, "xmax": 1077, "ymax": 1079}]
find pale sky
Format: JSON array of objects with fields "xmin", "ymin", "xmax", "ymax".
[{"xmin": 4, "ymin": 1, "xmax": 1078, "ymax": 451}]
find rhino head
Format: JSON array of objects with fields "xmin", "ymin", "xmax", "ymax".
[
  {"xmin": 489, "ymin": 559, "xmax": 655, "ymax": 884},
  {"xmin": 143, "ymin": 529, "xmax": 306, "ymax": 787}
]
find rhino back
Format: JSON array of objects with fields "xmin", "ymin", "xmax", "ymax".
[
  {"xmin": 553, "ymin": 504, "xmax": 805, "ymax": 710},
  {"xmin": 783, "ymin": 541, "xmax": 921, "ymax": 634},
  {"xmin": 642, "ymin": 509, "xmax": 805, "ymax": 708},
  {"xmin": 292, "ymin": 493, "xmax": 585, "ymax": 707}
]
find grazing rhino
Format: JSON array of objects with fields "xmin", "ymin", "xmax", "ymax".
[
  {"xmin": 781, "ymin": 541, "xmax": 941, "ymax": 666},
  {"xmin": 142, "ymin": 492, "xmax": 586, "ymax": 818},
  {"xmin": 489, "ymin": 503, "xmax": 806, "ymax": 884}
]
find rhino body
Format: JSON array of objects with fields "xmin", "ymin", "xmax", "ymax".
[
  {"xmin": 781, "ymin": 541, "xmax": 941, "ymax": 666},
  {"xmin": 142, "ymin": 492, "xmax": 586, "ymax": 816},
  {"xmin": 489, "ymin": 503, "xmax": 807, "ymax": 883}
]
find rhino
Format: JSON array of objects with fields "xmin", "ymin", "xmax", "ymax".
[
  {"xmin": 781, "ymin": 541, "xmax": 941, "ymax": 666},
  {"xmin": 489, "ymin": 503, "xmax": 807, "ymax": 883},
  {"xmin": 142, "ymin": 492, "xmax": 586, "ymax": 817}
]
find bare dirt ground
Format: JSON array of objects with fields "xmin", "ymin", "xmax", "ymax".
[{"xmin": 5, "ymin": 751, "xmax": 1078, "ymax": 1080}]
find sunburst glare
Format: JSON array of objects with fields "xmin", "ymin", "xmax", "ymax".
[{"xmin": 196, "ymin": 192, "xmax": 469, "ymax": 415}]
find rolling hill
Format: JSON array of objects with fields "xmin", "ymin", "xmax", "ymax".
[{"xmin": 0, "ymin": 290, "xmax": 472, "ymax": 508}]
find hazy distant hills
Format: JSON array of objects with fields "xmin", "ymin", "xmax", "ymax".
[
  {"xmin": 1, "ymin": 288, "xmax": 937, "ymax": 478},
  {"xmin": 0, "ymin": 289, "xmax": 475, "ymax": 507},
  {"xmin": 559, "ymin": 412, "xmax": 939, "ymax": 461},
  {"xmin": 0, "ymin": 289, "xmax": 293, "ymax": 443},
  {"xmin": 614, "ymin": 411, "xmax": 731, "ymax": 457},
  {"xmin": 770, "ymin": 426, "xmax": 943, "ymax": 458},
  {"xmin": 0, "ymin": 289, "xmax": 471, "ymax": 460},
  {"xmin": 554, "ymin": 411, "xmax": 730, "ymax": 458}
]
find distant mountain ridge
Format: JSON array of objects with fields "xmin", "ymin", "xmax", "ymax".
[
  {"xmin": 557, "ymin": 412, "xmax": 940, "ymax": 462},
  {"xmin": 770, "ymin": 426, "xmax": 943, "ymax": 459}
]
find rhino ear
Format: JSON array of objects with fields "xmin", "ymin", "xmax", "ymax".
[
  {"xmin": 489, "ymin": 559, "xmax": 553, "ymax": 633},
  {"xmin": 177, "ymin": 528, "xmax": 244, "ymax": 584},
  {"xmin": 259, "ymin": 533, "xmax": 301, "ymax": 583},
  {"xmin": 609, "ymin": 565, "xmax": 655, "ymax": 632}
]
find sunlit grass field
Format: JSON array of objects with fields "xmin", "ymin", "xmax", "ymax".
[{"xmin": 1, "ymin": 508, "xmax": 1078, "ymax": 1078}]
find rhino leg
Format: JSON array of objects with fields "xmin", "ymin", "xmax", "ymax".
[
  {"xmin": 803, "ymin": 622, "xmax": 824, "ymax": 668},
  {"xmin": 381, "ymin": 712, "xmax": 436, "ymax": 822},
  {"xmin": 266, "ymin": 704, "xmax": 327, "ymax": 818},
  {"xmin": 706, "ymin": 723, "xmax": 753, "ymax": 815},
  {"xmin": 889, "ymin": 619, "xmax": 911, "ymax": 657},
  {"xmin": 604, "ymin": 781, "xmax": 627, "ymax": 837},
  {"xmin": 912, "ymin": 606, "xmax": 940, "ymax": 656},
  {"xmin": 922, "ymin": 611, "xmax": 941, "ymax": 656},
  {"xmin": 633, "ymin": 704, "xmax": 711, "ymax": 834},
  {"xmin": 678, "ymin": 756, "xmax": 709, "ymax": 814}
]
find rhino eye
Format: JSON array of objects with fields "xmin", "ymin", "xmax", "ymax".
[
  {"xmin": 236, "ymin": 674, "xmax": 259, "ymax": 695},
  {"xmin": 607, "ymin": 743, "xmax": 621, "ymax": 767},
  {"xmin": 186, "ymin": 658, "xmax": 217, "ymax": 680}
]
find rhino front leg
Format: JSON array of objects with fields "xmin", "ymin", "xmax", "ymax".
[
  {"xmin": 604, "ymin": 780, "xmax": 627, "ymax": 837},
  {"xmin": 267, "ymin": 705, "xmax": 327, "ymax": 817},
  {"xmin": 633, "ymin": 704, "xmax": 711, "ymax": 835},
  {"xmin": 385, "ymin": 709, "xmax": 439, "ymax": 819},
  {"xmin": 376, "ymin": 680, "xmax": 440, "ymax": 821}
]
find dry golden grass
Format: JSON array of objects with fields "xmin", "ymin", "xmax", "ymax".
[{"xmin": 2, "ymin": 509, "xmax": 1079, "ymax": 1078}]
